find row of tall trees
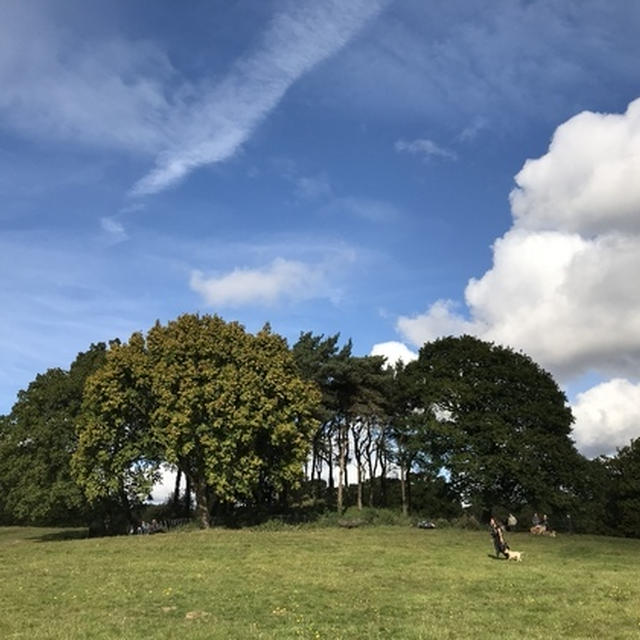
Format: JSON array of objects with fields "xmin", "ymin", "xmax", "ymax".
[
  {"xmin": 1, "ymin": 313, "xmax": 638, "ymax": 536},
  {"xmin": 292, "ymin": 333, "xmax": 586, "ymax": 521}
]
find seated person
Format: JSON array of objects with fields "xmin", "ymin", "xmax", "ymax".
[{"xmin": 489, "ymin": 517, "xmax": 509, "ymax": 558}]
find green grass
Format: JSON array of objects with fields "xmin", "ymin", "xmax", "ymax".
[{"xmin": 1, "ymin": 525, "xmax": 640, "ymax": 639}]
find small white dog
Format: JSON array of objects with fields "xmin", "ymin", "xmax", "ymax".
[{"xmin": 506, "ymin": 549, "xmax": 523, "ymax": 562}]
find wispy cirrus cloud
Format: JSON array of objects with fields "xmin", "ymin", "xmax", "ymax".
[
  {"xmin": 0, "ymin": 0, "xmax": 388, "ymax": 198},
  {"xmin": 330, "ymin": 196, "xmax": 401, "ymax": 222},
  {"xmin": 316, "ymin": 0, "xmax": 640, "ymax": 130},
  {"xmin": 456, "ymin": 116, "xmax": 488, "ymax": 142},
  {"xmin": 0, "ymin": 2, "xmax": 174, "ymax": 155},
  {"xmin": 275, "ymin": 162, "xmax": 401, "ymax": 221},
  {"xmin": 100, "ymin": 217, "xmax": 128, "ymax": 244},
  {"xmin": 395, "ymin": 138, "xmax": 457, "ymax": 161},
  {"xmin": 131, "ymin": 0, "xmax": 388, "ymax": 196}
]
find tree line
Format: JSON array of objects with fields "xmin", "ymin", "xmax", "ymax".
[{"xmin": 0, "ymin": 313, "xmax": 638, "ymax": 537}]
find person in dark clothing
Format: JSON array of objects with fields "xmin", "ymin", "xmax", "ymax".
[{"xmin": 489, "ymin": 517, "xmax": 510, "ymax": 558}]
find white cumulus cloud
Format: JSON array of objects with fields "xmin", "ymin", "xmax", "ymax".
[
  {"xmin": 396, "ymin": 299, "xmax": 476, "ymax": 348},
  {"xmin": 395, "ymin": 97, "xmax": 640, "ymax": 456},
  {"xmin": 370, "ymin": 341, "xmax": 418, "ymax": 367},
  {"xmin": 510, "ymin": 99, "xmax": 640, "ymax": 236},
  {"xmin": 572, "ymin": 379, "xmax": 640, "ymax": 458},
  {"xmin": 190, "ymin": 258, "xmax": 332, "ymax": 307}
]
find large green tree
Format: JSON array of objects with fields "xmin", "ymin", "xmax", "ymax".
[
  {"xmin": 147, "ymin": 315, "xmax": 320, "ymax": 527},
  {"xmin": 0, "ymin": 344, "xmax": 107, "ymax": 525},
  {"xmin": 406, "ymin": 335, "xmax": 582, "ymax": 519},
  {"xmin": 75, "ymin": 314, "xmax": 320, "ymax": 528}
]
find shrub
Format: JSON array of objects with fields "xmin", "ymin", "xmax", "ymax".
[
  {"xmin": 452, "ymin": 514, "xmax": 483, "ymax": 530},
  {"xmin": 434, "ymin": 518, "xmax": 452, "ymax": 529}
]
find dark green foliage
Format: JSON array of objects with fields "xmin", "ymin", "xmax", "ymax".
[
  {"xmin": 3, "ymin": 318, "xmax": 639, "ymax": 539},
  {"xmin": 295, "ymin": 334, "xmax": 394, "ymax": 513},
  {"xmin": 405, "ymin": 335, "xmax": 582, "ymax": 519},
  {"xmin": 291, "ymin": 332, "xmax": 354, "ymax": 501},
  {"xmin": 604, "ymin": 437, "xmax": 640, "ymax": 538},
  {"xmin": 292, "ymin": 332, "xmax": 350, "ymax": 422},
  {"xmin": 0, "ymin": 344, "xmax": 107, "ymax": 525}
]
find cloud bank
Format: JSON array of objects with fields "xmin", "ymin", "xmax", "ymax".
[{"xmin": 391, "ymin": 98, "xmax": 640, "ymax": 456}]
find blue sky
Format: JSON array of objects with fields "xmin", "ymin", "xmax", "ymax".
[{"xmin": 2, "ymin": 0, "xmax": 640, "ymax": 459}]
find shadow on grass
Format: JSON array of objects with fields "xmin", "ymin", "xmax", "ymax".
[
  {"xmin": 487, "ymin": 553, "xmax": 508, "ymax": 560},
  {"xmin": 30, "ymin": 529, "xmax": 89, "ymax": 543}
]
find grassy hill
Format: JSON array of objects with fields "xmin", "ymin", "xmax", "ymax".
[{"xmin": 1, "ymin": 525, "xmax": 639, "ymax": 639}]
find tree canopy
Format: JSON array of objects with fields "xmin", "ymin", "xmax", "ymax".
[
  {"xmin": 74, "ymin": 314, "xmax": 320, "ymax": 528},
  {"xmin": 0, "ymin": 344, "xmax": 107, "ymax": 525},
  {"xmin": 404, "ymin": 335, "xmax": 582, "ymax": 518},
  {"xmin": 604, "ymin": 437, "xmax": 640, "ymax": 538},
  {"xmin": 72, "ymin": 334, "xmax": 160, "ymax": 528}
]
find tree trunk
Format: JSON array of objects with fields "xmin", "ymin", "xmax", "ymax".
[
  {"xmin": 365, "ymin": 422, "xmax": 377, "ymax": 508},
  {"xmin": 118, "ymin": 484, "xmax": 133, "ymax": 532},
  {"xmin": 344, "ymin": 432, "xmax": 349, "ymax": 489},
  {"xmin": 310, "ymin": 446, "xmax": 318, "ymax": 499},
  {"xmin": 406, "ymin": 465, "xmax": 412, "ymax": 515},
  {"xmin": 312, "ymin": 437, "xmax": 320, "ymax": 496},
  {"xmin": 400, "ymin": 462, "xmax": 408, "ymax": 517},
  {"xmin": 194, "ymin": 478, "xmax": 210, "ymax": 528},
  {"xmin": 337, "ymin": 423, "xmax": 347, "ymax": 514},
  {"xmin": 375, "ymin": 426, "xmax": 388, "ymax": 507},
  {"xmin": 173, "ymin": 468, "xmax": 182, "ymax": 511},
  {"xmin": 380, "ymin": 460, "xmax": 388, "ymax": 508},
  {"xmin": 354, "ymin": 429, "xmax": 363, "ymax": 510},
  {"xmin": 327, "ymin": 441, "xmax": 334, "ymax": 490},
  {"xmin": 184, "ymin": 474, "xmax": 192, "ymax": 517}
]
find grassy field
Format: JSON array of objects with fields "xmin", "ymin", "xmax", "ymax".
[{"xmin": 1, "ymin": 524, "xmax": 639, "ymax": 639}]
